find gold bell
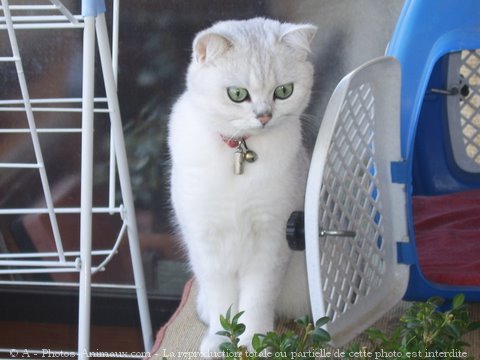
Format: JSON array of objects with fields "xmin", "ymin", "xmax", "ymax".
[{"xmin": 244, "ymin": 150, "xmax": 258, "ymax": 163}]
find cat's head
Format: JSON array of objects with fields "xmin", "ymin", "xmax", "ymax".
[{"xmin": 186, "ymin": 18, "xmax": 317, "ymax": 138}]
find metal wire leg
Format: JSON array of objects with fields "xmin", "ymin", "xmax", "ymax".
[
  {"xmin": 95, "ymin": 13, "xmax": 153, "ymax": 352},
  {"xmin": 78, "ymin": 14, "xmax": 96, "ymax": 360}
]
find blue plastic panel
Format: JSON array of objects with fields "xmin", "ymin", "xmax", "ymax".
[{"xmin": 386, "ymin": 0, "xmax": 480, "ymax": 302}]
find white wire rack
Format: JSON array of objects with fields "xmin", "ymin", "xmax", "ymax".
[{"xmin": 0, "ymin": 0, "xmax": 153, "ymax": 358}]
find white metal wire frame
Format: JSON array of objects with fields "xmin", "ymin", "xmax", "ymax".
[{"xmin": 0, "ymin": 0, "xmax": 153, "ymax": 358}]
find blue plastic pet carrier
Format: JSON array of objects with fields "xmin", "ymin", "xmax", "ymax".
[
  {"xmin": 386, "ymin": 0, "xmax": 480, "ymax": 301},
  {"xmin": 288, "ymin": 0, "xmax": 480, "ymax": 346}
]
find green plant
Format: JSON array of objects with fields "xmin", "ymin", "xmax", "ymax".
[
  {"xmin": 217, "ymin": 306, "xmax": 331, "ymax": 360},
  {"xmin": 216, "ymin": 294, "xmax": 480, "ymax": 360},
  {"xmin": 348, "ymin": 294, "xmax": 480, "ymax": 360}
]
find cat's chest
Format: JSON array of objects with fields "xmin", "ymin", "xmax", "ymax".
[
  {"xmin": 184, "ymin": 139, "xmax": 288, "ymax": 182},
  {"xmin": 170, "ymin": 115, "xmax": 305, "ymax": 200}
]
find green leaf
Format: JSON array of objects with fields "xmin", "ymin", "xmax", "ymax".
[
  {"xmin": 225, "ymin": 306, "xmax": 232, "ymax": 321},
  {"xmin": 231, "ymin": 310, "xmax": 245, "ymax": 325},
  {"xmin": 315, "ymin": 316, "xmax": 330, "ymax": 328},
  {"xmin": 400, "ymin": 315, "xmax": 416, "ymax": 323},
  {"xmin": 252, "ymin": 334, "xmax": 264, "ymax": 351},
  {"xmin": 279, "ymin": 336, "xmax": 296, "ymax": 353},
  {"xmin": 235, "ymin": 323, "xmax": 246, "ymax": 336},
  {"xmin": 427, "ymin": 296, "xmax": 445, "ymax": 308},
  {"xmin": 216, "ymin": 330, "xmax": 232, "ymax": 338},
  {"xmin": 467, "ymin": 320, "xmax": 480, "ymax": 331},
  {"xmin": 452, "ymin": 294, "xmax": 465, "ymax": 310},
  {"xmin": 263, "ymin": 332, "xmax": 281, "ymax": 348},
  {"xmin": 311, "ymin": 327, "xmax": 331, "ymax": 343},
  {"xmin": 220, "ymin": 314, "xmax": 230, "ymax": 331},
  {"xmin": 219, "ymin": 342, "xmax": 236, "ymax": 354},
  {"xmin": 295, "ymin": 315, "xmax": 310, "ymax": 327},
  {"xmin": 446, "ymin": 323, "xmax": 461, "ymax": 338}
]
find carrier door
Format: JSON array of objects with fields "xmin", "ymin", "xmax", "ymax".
[{"xmin": 304, "ymin": 57, "xmax": 409, "ymax": 346}]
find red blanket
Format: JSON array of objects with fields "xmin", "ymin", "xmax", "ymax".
[{"xmin": 413, "ymin": 188, "xmax": 480, "ymax": 286}]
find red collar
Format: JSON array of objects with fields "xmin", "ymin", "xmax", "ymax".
[{"xmin": 220, "ymin": 135, "xmax": 249, "ymax": 148}]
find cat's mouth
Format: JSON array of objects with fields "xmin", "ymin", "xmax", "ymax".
[{"xmin": 227, "ymin": 120, "xmax": 267, "ymax": 137}]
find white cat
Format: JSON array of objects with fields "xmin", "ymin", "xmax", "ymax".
[{"xmin": 168, "ymin": 17, "xmax": 317, "ymax": 354}]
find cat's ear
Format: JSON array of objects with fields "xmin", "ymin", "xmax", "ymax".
[
  {"xmin": 280, "ymin": 24, "xmax": 317, "ymax": 55},
  {"xmin": 193, "ymin": 31, "xmax": 233, "ymax": 65}
]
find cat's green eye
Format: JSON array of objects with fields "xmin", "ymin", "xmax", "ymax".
[
  {"xmin": 227, "ymin": 87, "xmax": 250, "ymax": 103},
  {"xmin": 274, "ymin": 83, "xmax": 294, "ymax": 100}
]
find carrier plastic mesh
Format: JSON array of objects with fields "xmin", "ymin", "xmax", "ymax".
[
  {"xmin": 318, "ymin": 83, "xmax": 386, "ymax": 320},
  {"xmin": 458, "ymin": 49, "xmax": 480, "ymax": 167}
]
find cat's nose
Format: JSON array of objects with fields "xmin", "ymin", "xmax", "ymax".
[{"xmin": 257, "ymin": 113, "xmax": 272, "ymax": 126}]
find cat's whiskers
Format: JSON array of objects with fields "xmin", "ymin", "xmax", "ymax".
[
  {"xmin": 300, "ymin": 112, "xmax": 320, "ymax": 131},
  {"xmin": 222, "ymin": 117, "xmax": 261, "ymax": 140},
  {"xmin": 300, "ymin": 112, "xmax": 321, "ymax": 152},
  {"xmin": 271, "ymin": 112, "xmax": 321, "ymax": 151}
]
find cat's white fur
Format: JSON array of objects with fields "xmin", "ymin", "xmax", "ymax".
[{"xmin": 168, "ymin": 18, "xmax": 316, "ymax": 354}]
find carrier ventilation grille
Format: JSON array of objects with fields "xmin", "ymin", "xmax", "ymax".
[
  {"xmin": 319, "ymin": 83, "xmax": 386, "ymax": 320},
  {"xmin": 449, "ymin": 49, "xmax": 480, "ymax": 172}
]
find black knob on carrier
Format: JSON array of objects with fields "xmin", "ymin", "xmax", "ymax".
[{"xmin": 286, "ymin": 211, "xmax": 305, "ymax": 251}]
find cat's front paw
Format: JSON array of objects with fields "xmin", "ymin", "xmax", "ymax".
[{"xmin": 199, "ymin": 333, "xmax": 224, "ymax": 359}]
